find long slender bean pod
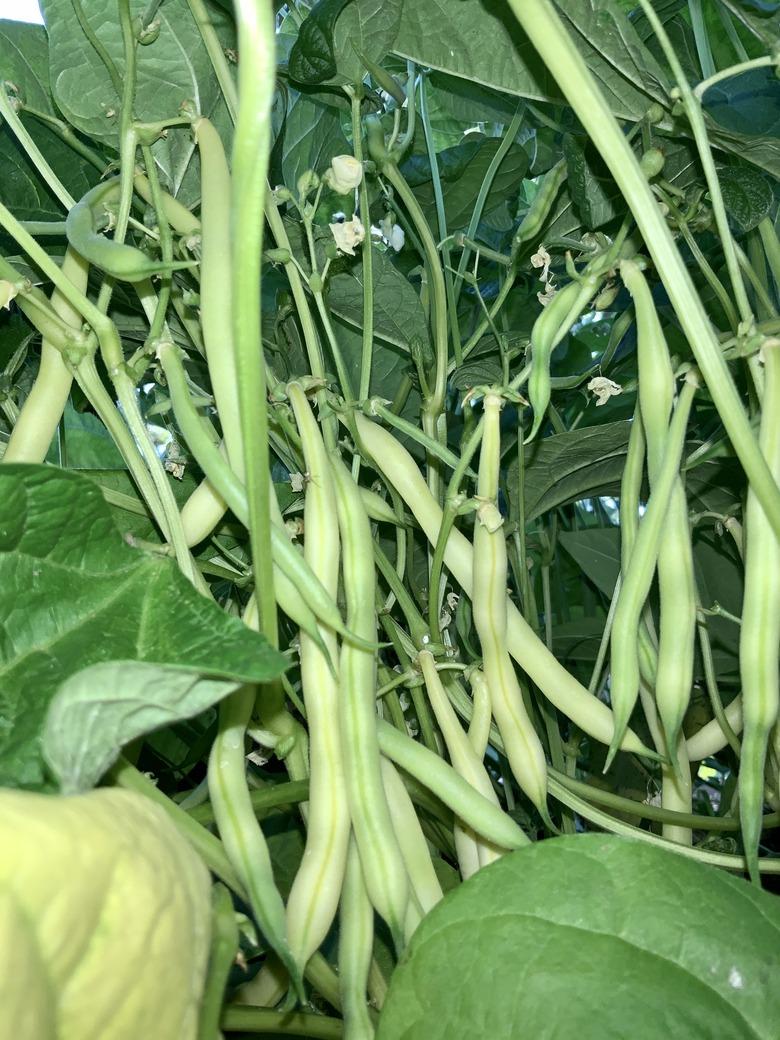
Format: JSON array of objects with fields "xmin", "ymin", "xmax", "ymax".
[
  {"xmin": 339, "ymin": 838, "xmax": 375, "ymax": 1040},
  {"xmin": 380, "ymin": 757, "xmax": 444, "ymax": 914},
  {"xmin": 624, "ymin": 260, "xmax": 697, "ymax": 767},
  {"xmin": 285, "ymin": 383, "xmax": 350, "ymax": 971},
  {"xmin": 467, "ymin": 669, "xmax": 493, "ymax": 759},
  {"xmin": 352, "ymin": 411, "xmax": 656, "ymax": 757},
  {"xmin": 3, "ymin": 248, "xmax": 88, "ymax": 462},
  {"xmin": 330, "ymin": 457, "xmax": 409, "ymax": 948},
  {"xmin": 473, "ymin": 392, "xmax": 551, "ymax": 824},
  {"xmin": 739, "ymin": 339, "xmax": 780, "ymax": 884},
  {"xmin": 686, "ymin": 697, "xmax": 743, "ymax": 761},
  {"xmin": 193, "ymin": 117, "xmax": 244, "ymax": 475},
  {"xmin": 376, "ymin": 719, "xmax": 529, "ymax": 850},
  {"xmin": 207, "ymin": 687, "xmax": 301, "ymax": 996},
  {"xmin": 418, "ymin": 650, "xmax": 505, "ymax": 872},
  {"xmin": 607, "ymin": 374, "xmax": 699, "ymax": 770}
]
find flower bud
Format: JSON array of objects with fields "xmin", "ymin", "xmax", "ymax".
[{"xmin": 325, "ymin": 155, "xmax": 363, "ymax": 194}]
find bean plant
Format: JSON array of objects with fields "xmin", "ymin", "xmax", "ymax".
[{"xmin": 1, "ymin": 1, "xmax": 780, "ymax": 1038}]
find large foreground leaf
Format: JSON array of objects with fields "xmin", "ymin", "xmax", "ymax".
[
  {"xmin": 0, "ymin": 465, "xmax": 286, "ymax": 788},
  {"xmin": 377, "ymin": 834, "xmax": 780, "ymax": 1040}
]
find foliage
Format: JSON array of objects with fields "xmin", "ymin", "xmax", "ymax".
[{"xmin": 0, "ymin": 0, "xmax": 778, "ymax": 1036}]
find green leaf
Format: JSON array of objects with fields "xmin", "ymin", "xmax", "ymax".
[
  {"xmin": 280, "ymin": 91, "xmax": 350, "ymax": 191},
  {"xmin": 703, "ymin": 68, "xmax": 780, "ymax": 139},
  {"xmin": 0, "ymin": 465, "xmax": 287, "ymax": 788},
  {"xmin": 42, "ymin": 661, "xmax": 240, "ymax": 794},
  {"xmin": 45, "ymin": 401, "xmax": 125, "ymax": 469},
  {"xmin": 0, "ymin": 19, "xmax": 54, "ymax": 114},
  {"xmin": 510, "ymin": 420, "xmax": 632, "ymax": 523},
  {"xmin": 406, "ymin": 135, "xmax": 529, "ymax": 232},
  {"xmin": 333, "ymin": 0, "xmax": 403, "ymax": 84},
  {"xmin": 716, "ymin": 165, "xmax": 774, "ymax": 235},
  {"xmin": 40, "ymin": 0, "xmax": 235, "ymax": 202},
  {"xmin": 563, "ymin": 134, "xmax": 621, "ymax": 231},
  {"xmin": 328, "ymin": 245, "xmax": 430, "ymax": 350},
  {"xmin": 377, "ymin": 834, "xmax": 780, "ymax": 1040},
  {"xmin": 288, "ymin": 0, "xmax": 353, "ymax": 84},
  {"xmin": 559, "ymin": 527, "xmax": 621, "ymax": 598},
  {"xmin": 391, "ymin": 0, "xmax": 667, "ymax": 122}
]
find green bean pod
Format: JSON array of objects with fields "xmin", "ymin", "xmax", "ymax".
[
  {"xmin": 352, "ymin": 411, "xmax": 657, "ymax": 758},
  {"xmin": 526, "ymin": 274, "xmax": 601, "ymax": 442},
  {"xmin": 376, "ymin": 719, "xmax": 529, "ymax": 850},
  {"xmin": 380, "ymin": 757, "xmax": 444, "ymax": 914},
  {"xmin": 339, "ymin": 837, "xmax": 375, "ymax": 1040},
  {"xmin": 739, "ymin": 339, "xmax": 780, "ymax": 884},
  {"xmin": 207, "ymin": 688, "xmax": 301, "ymax": 997},
  {"xmin": 685, "ymin": 697, "xmax": 743, "ymax": 761},
  {"xmin": 193, "ymin": 117, "xmax": 244, "ymax": 476},
  {"xmin": 330, "ymin": 457, "xmax": 409, "ymax": 949},
  {"xmin": 285, "ymin": 383, "xmax": 350, "ymax": 971},
  {"xmin": 511, "ymin": 158, "xmax": 567, "ymax": 255},
  {"xmin": 607, "ymin": 373, "xmax": 698, "ymax": 771},
  {"xmin": 467, "ymin": 668, "xmax": 493, "ymax": 759},
  {"xmin": 624, "ymin": 260, "xmax": 697, "ymax": 767},
  {"xmin": 418, "ymin": 650, "xmax": 505, "ymax": 874},
  {"xmin": 3, "ymin": 247, "xmax": 88, "ymax": 463},
  {"xmin": 473, "ymin": 392, "xmax": 552, "ymax": 825},
  {"xmin": 65, "ymin": 180, "xmax": 196, "ymax": 283}
]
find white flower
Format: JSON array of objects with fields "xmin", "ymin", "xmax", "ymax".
[
  {"xmin": 587, "ymin": 376, "xmax": 623, "ymax": 406},
  {"xmin": 289, "ymin": 472, "xmax": 305, "ymax": 493},
  {"xmin": 531, "ymin": 244, "xmax": 552, "ymax": 282},
  {"xmin": 326, "ymin": 155, "xmax": 363, "ymax": 194},
  {"xmin": 388, "ymin": 223, "xmax": 405, "ymax": 252},
  {"xmin": 330, "ymin": 216, "xmax": 365, "ymax": 256}
]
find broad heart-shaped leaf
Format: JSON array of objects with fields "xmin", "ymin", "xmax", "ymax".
[
  {"xmin": 0, "ymin": 120, "xmax": 100, "ymax": 223},
  {"xmin": 377, "ymin": 834, "xmax": 780, "ymax": 1040},
  {"xmin": 563, "ymin": 133, "xmax": 622, "ymax": 231},
  {"xmin": 509, "ymin": 421, "xmax": 632, "ymax": 524},
  {"xmin": 716, "ymin": 165, "xmax": 774, "ymax": 236},
  {"xmin": 332, "ymin": 0, "xmax": 403, "ymax": 85},
  {"xmin": 288, "ymin": 0, "xmax": 353, "ymax": 84},
  {"xmin": 328, "ymin": 246, "xmax": 430, "ymax": 351},
  {"xmin": 559, "ymin": 527, "xmax": 621, "ymax": 599},
  {"xmin": 40, "ymin": 0, "xmax": 235, "ymax": 202},
  {"xmin": 0, "ymin": 465, "xmax": 287, "ymax": 789},
  {"xmin": 703, "ymin": 68, "xmax": 780, "ymax": 139},
  {"xmin": 0, "ymin": 19, "xmax": 54, "ymax": 115},
  {"xmin": 280, "ymin": 91, "xmax": 350, "ymax": 193},
  {"xmin": 42, "ymin": 661, "xmax": 240, "ymax": 794},
  {"xmin": 391, "ymin": 0, "xmax": 667, "ymax": 122},
  {"xmin": 404, "ymin": 135, "xmax": 529, "ymax": 233}
]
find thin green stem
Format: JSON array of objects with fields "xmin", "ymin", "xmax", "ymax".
[
  {"xmin": 637, "ymin": 0, "xmax": 753, "ymax": 325},
  {"xmin": 694, "ymin": 55, "xmax": 775, "ymax": 100},
  {"xmin": 0, "ymin": 87, "xmax": 75, "ymax": 209},
  {"xmin": 186, "ymin": 0, "xmax": 238, "ymax": 120}
]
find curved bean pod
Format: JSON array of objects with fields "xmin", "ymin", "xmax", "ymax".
[
  {"xmin": 376, "ymin": 719, "xmax": 529, "ymax": 851},
  {"xmin": 65, "ymin": 180, "xmax": 196, "ymax": 283},
  {"xmin": 352, "ymin": 411, "xmax": 656, "ymax": 758},
  {"xmin": 330, "ymin": 457, "xmax": 409, "ymax": 949}
]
